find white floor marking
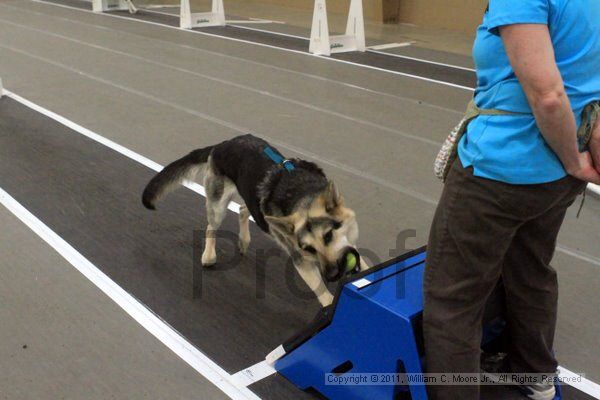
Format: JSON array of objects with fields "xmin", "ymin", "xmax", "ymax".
[
  {"xmin": 368, "ymin": 42, "xmax": 415, "ymax": 51},
  {"xmin": 0, "ymin": 186, "xmax": 261, "ymax": 400},
  {"xmin": 226, "ymin": 20, "xmax": 278, "ymax": 24},
  {"xmin": 0, "ymin": 18, "xmax": 438, "ymax": 147},
  {"xmin": 232, "ymin": 361, "xmax": 277, "ymax": 387},
  {"xmin": 248, "ymin": 17, "xmax": 286, "ymax": 24},
  {"xmin": 557, "ymin": 367, "xmax": 600, "ymax": 399},
  {"xmin": 556, "ymin": 245, "xmax": 600, "ymax": 267},
  {"xmin": 30, "ymin": 0, "xmax": 475, "ymax": 92},
  {"xmin": 3, "ymin": 89, "xmax": 600, "ymax": 393},
  {"xmin": 1, "ymin": 2, "xmax": 463, "ymax": 117},
  {"xmin": 142, "ymin": 4, "xmax": 180, "ymax": 9}
]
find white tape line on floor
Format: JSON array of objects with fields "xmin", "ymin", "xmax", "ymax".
[
  {"xmin": 367, "ymin": 42, "xmax": 415, "ymax": 51},
  {"xmin": 232, "ymin": 361, "xmax": 277, "ymax": 387},
  {"xmin": 558, "ymin": 367, "xmax": 600, "ymax": 399},
  {"xmin": 0, "ymin": 186, "xmax": 261, "ymax": 400}
]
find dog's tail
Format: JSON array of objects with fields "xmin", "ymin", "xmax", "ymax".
[{"xmin": 142, "ymin": 146, "xmax": 214, "ymax": 210}]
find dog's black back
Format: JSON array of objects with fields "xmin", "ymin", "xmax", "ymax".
[{"xmin": 211, "ymin": 134, "xmax": 327, "ymax": 232}]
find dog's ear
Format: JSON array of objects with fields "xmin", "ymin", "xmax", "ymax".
[
  {"xmin": 265, "ymin": 215, "xmax": 296, "ymax": 235},
  {"xmin": 324, "ymin": 181, "xmax": 344, "ymax": 212}
]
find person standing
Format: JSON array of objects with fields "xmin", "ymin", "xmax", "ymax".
[{"xmin": 423, "ymin": 1, "xmax": 600, "ymax": 399}]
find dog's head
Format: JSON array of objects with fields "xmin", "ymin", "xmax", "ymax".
[{"xmin": 265, "ymin": 181, "xmax": 366, "ymax": 282}]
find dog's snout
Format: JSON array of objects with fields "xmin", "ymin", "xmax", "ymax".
[
  {"xmin": 337, "ymin": 247, "xmax": 361, "ymax": 275},
  {"xmin": 324, "ymin": 248, "xmax": 361, "ymax": 282}
]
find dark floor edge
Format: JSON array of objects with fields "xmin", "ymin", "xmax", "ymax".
[{"xmin": 0, "ymin": 94, "xmax": 325, "ymax": 399}]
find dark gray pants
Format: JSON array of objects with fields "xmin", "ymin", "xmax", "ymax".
[{"xmin": 423, "ymin": 160, "xmax": 586, "ymax": 400}]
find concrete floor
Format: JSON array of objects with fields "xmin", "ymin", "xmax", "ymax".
[
  {"xmin": 0, "ymin": 0, "xmax": 598, "ymax": 398},
  {"xmin": 0, "ymin": 207, "xmax": 228, "ymax": 400}
]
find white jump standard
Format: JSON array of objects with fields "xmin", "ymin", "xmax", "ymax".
[
  {"xmin": 309, "ymin": 0, "xmax": 366, "ymax": 56},
  {"xmin": 180, "ymin": 0, "xmax": 226, "ymax": 29}
]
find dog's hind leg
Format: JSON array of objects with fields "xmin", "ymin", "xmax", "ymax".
[
  {"xmin": 201, "ymin": 165, "xmax": 234, "ymax": 266},
  {"xmin": 238, "ymin": 204, "xmax": 251, "ymax": 255}
]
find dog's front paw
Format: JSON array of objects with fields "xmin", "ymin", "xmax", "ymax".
[
  {"xmin": 201, "ymin": 249, "xmax": 217, "ymax": 266},
  {"xmin": 318, "ymin": 292, "xmax": 334, "ymax": 307}
]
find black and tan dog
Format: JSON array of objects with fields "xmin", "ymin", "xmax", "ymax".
[{"xmin": 142, "ymin": 134, "xmax": 367, "ymax": 306}]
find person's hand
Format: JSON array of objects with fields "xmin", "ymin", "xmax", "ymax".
[
  {"xmin": 590, "ymin": 119, "xmax": 600, "ymax": 174},
  {"xmin": 566, "ymin": 151, "xmax": 600, "ymax": 184}
]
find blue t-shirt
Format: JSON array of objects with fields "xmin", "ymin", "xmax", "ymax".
[{"xmin": 458, "ymin": 0, "xmax": 600, "ymax": 184}]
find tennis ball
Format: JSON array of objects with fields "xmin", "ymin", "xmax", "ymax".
[{"xmin": 345, "ymin": 253, "xmax": 358, "ymax": 272}]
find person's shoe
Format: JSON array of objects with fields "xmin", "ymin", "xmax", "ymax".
[
  {"xmin": 480, "ymin": 352, "xmax": 557, "ymax": 400},
  {"xmin": 518, "ymin": 383, "xmax": 556, "ymax": 400}
]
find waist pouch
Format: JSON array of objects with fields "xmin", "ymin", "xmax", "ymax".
[{"xmin": 434, "ymin": 100, "xmax": 600, "ymax": 182}]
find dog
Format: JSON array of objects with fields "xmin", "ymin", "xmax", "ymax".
[{"xmin": 142, "ymin": 134, "xmax": 368, "ymax": 306}]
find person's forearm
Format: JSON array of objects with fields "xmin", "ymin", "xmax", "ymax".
[
  {"xmin": 500, "ymin": 24, "xmax": 600, "ymax": 184},
  {"xmin": 528, "ymin": 89, "xmax": 581, "ymax": 173},
  {"xmin": 590, "ymin": 119, "xmax": 600, "ymax": 172}
]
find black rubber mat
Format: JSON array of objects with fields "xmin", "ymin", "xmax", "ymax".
[
  {"xmin": 195, "ymin": 25, "xmax": 309, "ymax": 52},
  {"xmin": 1, "ymin": 96, "xmax": 595, "ymax": 400},
  {"xmin": 0, "ymin": 96, "xmax": 322, "ymax": 397},
  {"xmin": 334, "ymin": 51, "xmax": 476, "ymax": 88}
]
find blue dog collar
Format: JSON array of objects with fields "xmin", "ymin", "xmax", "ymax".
[{"xmin": 263, "ymin": 146, "xmax": 295, "ymax": 171}]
